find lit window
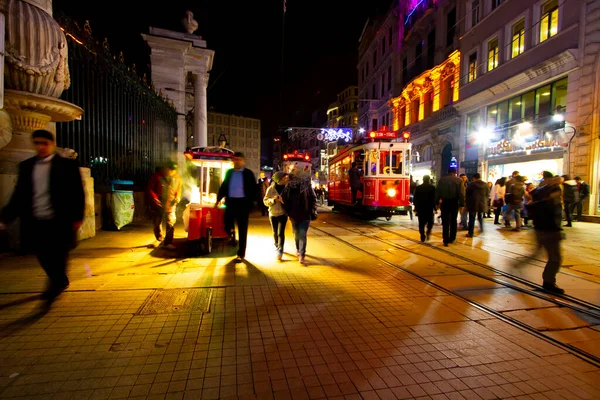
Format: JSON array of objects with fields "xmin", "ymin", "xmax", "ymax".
[
  {"xmin": 487, "ymin": 38, "xmax": 499, "ymax": 71},
  {"xmin": 540, "ymin": 0, "xmax": 559, "ymax": 42},
  {"xmin": 468, "ymin": 52, "xmax": 477, "ymax": 82},
  {"xmin": 511, "ymin": 20, "xmax": 525, "ymax": 58}
]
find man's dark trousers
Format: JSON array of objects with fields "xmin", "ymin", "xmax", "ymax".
[
  {"xmin": 418, "ymin": 212, "xmax": 434, "ymax": 241},
  {"xmin": 33, "ymin": 219, "xmax": 72, "ymax": 293},
  {"xmin": 441, "ymin": 198, "xmax": 459, "ymax": 245},
  {"xmin": 224, "ymin": 198, "xmax": 250, "ymax": 258}
]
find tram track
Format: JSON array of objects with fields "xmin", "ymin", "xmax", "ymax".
[
  {"xmin": 363, "ymin": 221, "xmax": 600, "ymax": 313},
  {"xmin": 310, "ymin": 218, "xmax": 600, "ymax": 367},
  {"xmin": 376, "ymin": 218, "xmax": 600, "ymax": 284}
]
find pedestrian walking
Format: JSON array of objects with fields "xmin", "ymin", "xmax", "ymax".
[
  {"xmin": 217, "ymin": 152, "xmax": 257, "ymax": 263},
  {"xmin": 573, "ymin": 176, "xmax": 590, "ymax": 221},
  {"xmin": 436, "ymin": 167, "xmax": 464, "ymax": 247},
  {"xmin": 525, "ymin": 171, "xmax": 565, "ymax": 294},
  {"xmin": 282, "ymin": 174, "xmax": 317, "ymax": 265},
  {"xmin": 413, "ymin": 175, "xmax": 436, "ymax": 242},
  {"xmin": 148, "ymin": 161, "xmax": 181, "ymax": 250},
  {"xmin": 491, "ymin": 177, "xmax": 506, "ymax": 225},
  {"xmin": 561, "ymin": 175, "xmax": 576, "ymax": 227},
  {"xmin": 486, "ymin": 181, "xmax": 493, "ymax": 218},
  {"xmin": 258, "ymin": 172, "xmax": 270, "ymax": 217},
  {"xmin": 0, "ymin": 130, "xmax": 85, "ymax": 302},
  {"xmin": 506, "ymin": 175, "xmax": 525, "ymax": 231},
  {"xmin": 459, "ymin": 174, "xmax": 468, "ymax": 229},
  {"xmin": 465, "ymin": 173, "xmax": 488, "ymax": 238},
  {"xmin": 523, "ymin": 183, "xmax": 534, "ymax": 227},
  {"xmin": 263, "ymin": 172, "xmax": 290, "ymax": 261},
  {"xmin": 349, "ymin": 162, "xmax": 363, "ymax": 204}
]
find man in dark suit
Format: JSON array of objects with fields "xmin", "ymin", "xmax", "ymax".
[
  {"xmin": 0, "ymin": 130, "xmax": 85, "ymax": 301},
  {"xmin": 217, "ymin": 152, "xmax": 257, "ymax": 263},
  {"xmin": 413, "ymin": 175, "xmax": 437, "ymax": 242}
]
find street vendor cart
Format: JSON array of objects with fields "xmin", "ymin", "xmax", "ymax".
[{"xmin": 183, "ymin": 146, "xmax": 234, "ymax": 254}]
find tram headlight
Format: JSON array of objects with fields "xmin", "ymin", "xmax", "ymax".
[{"xmin": 387, "ymin": 188, "xmax": 397, "ymax": 197}]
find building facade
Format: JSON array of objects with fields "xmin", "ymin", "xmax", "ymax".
[
  {"xmin": 203, "ymin": 111, "xmax": 261, "ymax": 176},
  {"xmin": 327, "ymin": 86, "xmax": 360, "ymax": 128},
  {"xmin": 358, "ymin": 3, "xmax": 401, "ymax": 135},
  {"xmin": 389, "ymin": 0, "xmax": 462, "ymax": 183},
  {"xmin": 455, "ymin": 0, "xmax": 600, "ymax": 216}
]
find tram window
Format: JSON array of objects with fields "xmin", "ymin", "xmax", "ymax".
[
  {"xmin": 379, "ymin": 150, "xmax": 404, "ymax": 175},
  {"xmin": 391, "ymin": 151, "xmax": 403, "ymax": 174}
]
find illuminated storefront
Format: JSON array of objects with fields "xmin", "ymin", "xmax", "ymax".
[{"xmin": 466, "ymin": 77, "xmax": 571, "ymax": 183}]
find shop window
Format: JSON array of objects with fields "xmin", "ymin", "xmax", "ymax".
[
  {"xmin": 487, "ymin": 38, "xmax": 499, "ymax": 71},
  {"xmin": 522, "ymin": 91, "xmax": 535, "ymax": 119},
  {"xmin": 497, "ymin": 101, "xmax": 509, "ymax": 126},
  {"xmin": 509, "ymin": 96, "xmax": 522, "ymax": 122},
  {"xmin": 424, "ymin": 91, "xmax": 433, "ymax": 119},
  {"xmin": 540, "ymin": 0, "xmax": 559, "ymax": 42},
  {"xmin": 471, "ymin": 0, "xmax": 480, "ymax": 27},
  {"xmin": 552, "ymin": 78, "xmax": 568, "ymax": 113},
  {"xmin": 487, "ymin": 105, "xmax": 498, "ymax": 127},
  {"xmin": 411, "ymin": 98, "xmax": 420, "ymax": 124},
  {"xmin": 468, "ymin": 52, "xmax": 477, "ymax": 82},
  {"xmin": 511, "ymin": 20, "xmax": 525, "ymax": 58},
  {"xmin": 465, "ymin": 111, "xmax": 480, "ymax": 160},
  {"xmin": 535, "ymin": 84, "xmax": 552, "ymax": 116}
]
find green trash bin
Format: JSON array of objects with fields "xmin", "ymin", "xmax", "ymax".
[{"xmin": 109, "ymin": 180, "xmax": 135, "ymax": 230}]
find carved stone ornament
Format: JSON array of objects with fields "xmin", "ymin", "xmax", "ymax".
[
  {"xmin": 4, "ymin": 89, "xmax": 84, "ymax": 129},
  {"xmin": 182, "ymin": 10, "xmax": 199, "ymax": 34},
  {"xmin": 423, "ymin": 77, "xmax": 433, "ymax": 92},
  {"xmin": 442, "ymin": 63, "xmax": 456, "ymax": 79},
  {"xmin": 3, "ymin": 0, "xmax": 71, "ymax": 97}
]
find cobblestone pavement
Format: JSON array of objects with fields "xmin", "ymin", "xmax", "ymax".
[{"xmin": 0, "ymin": 210, "xmax": 599, "ymax": 400}]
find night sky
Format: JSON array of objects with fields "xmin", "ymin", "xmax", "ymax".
[{"xmin": 53, "ymin": 0, "xmax": 393, "ymax": 160}]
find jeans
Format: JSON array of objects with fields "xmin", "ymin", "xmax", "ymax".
[
  {"xmin": 291, "ymin": 219, "xmax": 310, "ymax": 256},
  {"xmin": 153, "ymin": 207, "xmax": 176, "ymax": 245},
  {"xmin": 506, "ymin": 204, "xmax": 522, "ymax": 229},
  {"xmin": 224, "ymin": 199, "xmax": 250, "ymax": 258},
  {"xmin": 441, "ymin": 199, "xmax": 459, "ymax": 244},
  {"xmin": 418, "ymin": 212, "xmax": 434, "ymax": 240},
  {"xmin": 535, "ymin": 230, "xmax": 562, "ymax": 285},
  {"xmin": 270, "ymin": 215, "xmax": 287, "ymax": 255},
  {"xmin": 468, "ymin": 211, "xmax": 484, "ymax": 236},
  {"xmin": 494, "ymin": 206, "xmax": 502, "ymax": 224},
  {"xmin": 460, "ymin": 208, "xmax": 468, "ymax": 228}
]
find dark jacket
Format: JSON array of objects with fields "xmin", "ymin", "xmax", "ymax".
[
  {"xmin": 413, "ymin": 183, "xmax": 436, "ymax": 215},
  {"xmin": 562, "ymin": 181, "xmax": 577, "ymax": 204},
  {"xmin": 508, "ymin": 181, "xmax": 525, "ymax": 205},
  {"xmin": 1, "ymin": 155, "xmax": 84, "ymax": 246},
  {"xmin": 527, "ymin": 184, "xmax": 563, "ymax": 231},
  {"xmin": 436, "ymin": 175, "xmax": 464, "ymax": 205},
  {"xmin": 282, "ymin": 184, "xmax": 317, "ymax": 222},
  {"xmin": 217, "ymin": 168, "xmax": 257, "ymax": 208},
  {"xmin": 348, "ymin": 167, "xmax": 362, "ymax": 189},
  {"xmin": 465, "ymin": 180, "xmax": 489, "ymax": 213},
  {"xmin": 578, "ymin": 181, "xmax": 590, "ymax": 198}
]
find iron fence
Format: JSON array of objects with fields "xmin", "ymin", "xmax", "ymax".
[{"xmin": 54, "ymin": 13, "xmax": 178, "ymax": 189}]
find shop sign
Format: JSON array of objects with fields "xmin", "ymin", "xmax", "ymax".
[{"xmin": 488, "ymin": 138, "xmax": 564, "ymax": 156}]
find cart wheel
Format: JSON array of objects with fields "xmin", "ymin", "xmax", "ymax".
[
  {"xmin": 385, "ymin": 215, "xmax": 392, "ymax": 221},
  {"xmin": 205, "ymin": 228, "xmax": 213, "ymax": 254}
]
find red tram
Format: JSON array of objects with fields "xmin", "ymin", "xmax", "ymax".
[
  {"xmin": 327, "ymin": 129, "xmax": 412, "ymax": 220},
  {"xmin": 282, "ymin": 150, "xmax": 312, "ymax": 177}
]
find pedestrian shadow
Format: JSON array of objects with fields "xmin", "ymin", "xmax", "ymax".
[
  {"xmin": 0, "ymin": 301, "xmax": 52, "ymax": 337},
  {"xmin": 0, "ymin": 294, "xmax": 41, "ymax": 311},
  {"xmin": 149, "ymin": 238, "xmax": 238, "ymax": 260}
]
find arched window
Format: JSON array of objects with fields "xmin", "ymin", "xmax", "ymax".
[{"xmin": 422, "ymin": 146, "xmax": 433, "ymax": 162}]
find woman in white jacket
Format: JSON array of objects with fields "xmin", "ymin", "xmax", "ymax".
[
  {"xmin": 263, "ymin": 172, "xmax": 290, "ymax": 261},
  {"xmin": 491, "ymin": 177, "xmax": 507, "ymax": 225}
]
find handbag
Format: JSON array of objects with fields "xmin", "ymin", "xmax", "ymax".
[{"xmin": 492, "ymin": 198, "xmax": 504, "ymax": 208}]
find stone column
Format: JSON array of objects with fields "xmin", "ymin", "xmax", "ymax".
[{"xmin": 194, "ymin": 73, "xmax": 208, "ymax": 148}]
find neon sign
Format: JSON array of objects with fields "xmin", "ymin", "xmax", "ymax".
[{"xmin": 319, "ymin": 128, "xmax": 353, "ymax": 143}]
